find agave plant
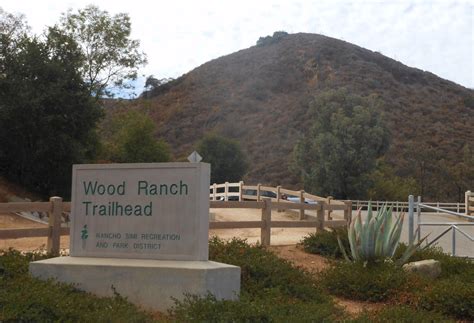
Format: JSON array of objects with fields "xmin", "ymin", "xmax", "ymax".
[{"xmin": 337, "ymin": 202, "xmax": 427, "ymax": 266}]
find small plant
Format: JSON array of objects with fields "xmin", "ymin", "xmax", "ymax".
[
  {"xmin": 320, "ymin": 261, "xmax": 410, "ymax": 302},
  {"xmin": 338, "ymin": 203, "xmax": 426, "ymax": 265},
  {"xmin": 300, "ymin": 228, "xmax": 350, "ymax": 259}
]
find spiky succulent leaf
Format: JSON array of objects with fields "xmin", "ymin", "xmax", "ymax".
[
  {"xmin": 337, "ymin": 235, "xmax": 351, "ymax": 262},
  {"xmin": 348, "ymin": 209, "xmax": 359, "ymax": 260},
  {"xmin": 387, "ymin": 213, "xmax": 405, "ymax": 257}
]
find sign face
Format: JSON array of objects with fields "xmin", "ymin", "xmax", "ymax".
[{"xmin": 70, "ymin": 163, "xmax": 210, "ymax": 261}]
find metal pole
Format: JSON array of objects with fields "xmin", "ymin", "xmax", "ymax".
[
  {"xmin": 408, "ymin": 195, "xmax": 414, "ymax": 245},
  {"xmin": 452, "ymin": 226, "xmax": 456, "ymax": 256},
  {"xmin": 417, "ymin": 196, "xmax": 421, "ymax": 242}
]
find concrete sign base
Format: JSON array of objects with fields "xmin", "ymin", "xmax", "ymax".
[{"xmin": 29, "ymin": 257, "xmax": 240, "ymax": 311}]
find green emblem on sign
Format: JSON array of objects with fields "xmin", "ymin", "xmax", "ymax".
[{"xmin": 81, "ymin": 225, "xmax": 88, "ymax": 240}]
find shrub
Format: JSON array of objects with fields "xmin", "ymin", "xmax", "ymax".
[
  {"xmin": 418, "ymin": 278, "xmax": 474, "ymax": 320},
  {"xmin": 320, "ymin": 261, "xmax": 410, "ymax": 302},
  {"xmin": 0, "ymin": 250, "xmax": 154, "ymax": 322},
  {"xmin": 196, "ymin": 134, "xmax": 247, "ymax": 184},
  {"xmin": 168, "ymin": 237, "xmax": 343, "ymax": 321},
  {"xmin": 353, "ymin": 305, "xmax": 453, "ymax": 322},
  {"xmin": 170, "ymin": 293, "xmax": 340, "ymax": 322},
  {"xmin": 209, "ymin": 237, "xmax": 328, "ymax": 302},
  {"xmin": 300, "ymin": 228, "xmax": 349, "ymax": 259},
  {"xmin": 339, "ymin": 205, "xmax": 426, "ymax": 265}
]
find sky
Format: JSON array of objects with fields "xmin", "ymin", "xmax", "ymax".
[{"xmin": 2, "ymin": 0, "xmax": 473, "ymax": 97}]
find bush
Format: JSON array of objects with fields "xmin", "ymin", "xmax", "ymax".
[
  {"xmin": 300, "ymin": 228, "xmax": 349, "ymax": 259},
  {"xmin": 0, "ymin": 250, "xmax": 153, "ymax": 322},
  {"xmin": 418, "ymin": 278, "xmax": 474, "ymax": 320},
  {"xmin": 171, "ymin": 293, "xmax": 340, "ymax": 322},
  {"xmin": 197, "ymin": 134, "xmax": 247, "ymax": 184},
  {"xmin": 209, "ymin": 237, "xmax": 328, "ymax": 301},
  {"xmin": 353, "ymin": 305, "xmax": 453, "ymax": 322},
  {"xmin": 100, "ymin": 110, "xmax": 171, "ymax": 163},
  {"xmin": 168, "ymin": 237, "xmax": 343, "ymax": 321},
  {"xmin": 320, "ymin": 261, "xmax": 410, "ymax": 302}
]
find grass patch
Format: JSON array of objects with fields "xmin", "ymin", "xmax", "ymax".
[
  {"xmin": 0, "ymin": 249, "xmax": 154, "ymax": 322},
  {"xmin": 300, "ymin": 228, "xmax": 349, "ymax": 259}
]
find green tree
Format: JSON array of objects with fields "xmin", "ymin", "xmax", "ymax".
[
  {"xmin": 197, "ymin": 134, "xmax": 248, "ymax": 184},
  {"xmin": 292, "ymin": 89, "xmax": 389, "ymax": 199},
  {"xmin": 367, "ymin": 160, "xmax": 418, "ymax": 201},
  {"xmin": 101, "ymin": 110, "xmax": 171, "ymax": 163},
  {"xmin": 0, "ymin": 21, "xmax": 102, "ymax": 196},
  {"xmin": 55, "ymin": 5, "xmax": 147, "ymax": 98}
]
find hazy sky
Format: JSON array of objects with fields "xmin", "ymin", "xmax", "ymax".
[{"xmin": 2, "ymin": 0, "xmax": 473, "ymax": 96}]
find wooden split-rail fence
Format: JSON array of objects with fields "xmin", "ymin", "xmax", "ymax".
[{"xmin": 0, "ymin": 186, "xmax": 352, "ymax": 253}]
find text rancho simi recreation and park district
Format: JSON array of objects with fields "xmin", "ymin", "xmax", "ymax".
[{"xmin": 80, "ymin": 180, "xmax": 190, "ymax": 217}]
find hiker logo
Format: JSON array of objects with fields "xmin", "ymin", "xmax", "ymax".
[{"xmin": 81, "ymin": 224, "xmax": 88, "ymax": 249}]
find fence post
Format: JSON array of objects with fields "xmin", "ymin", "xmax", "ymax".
[
  {"xmin": 456, "ymin": 203, "xmax": 459, "ymax": 214},
  {"xmin": 465, "ymin": 191, "xmax": 471, "ymax": 216},
  {"xmin": 299, "ymin": 190, "xmax": 305, "ymax": 220},
  {"xmin": 408, "ymin": 195, "xmax": 414, "ymax": 245},
  {"xmin": 327, "ymin": 196, "xmax": 333, "ymax": 220},
  {"xmin": 452, "ymin": 226, "xmax": 456, "ymax": 256},
  {"xmin": 343, "ymin": 201, "xmax": 352, "ymax": 224},
  {"xmin": 47, "ymin": 196, "xmax": 62, "ymax": 255},
  {"xmin": 261, "ymin": 199, "xmax": 271, "ymax": 246},
  {"xmin": 239, "ymin": 181, "xmax": 244, "ymax": 202},
  {"xmin": 436, "ymin": 201, "xmax": 439, "ymax": 213},
  {"xmin": 276, "ymin": 186, "xmax": 282, "ymax": 212},
  {"xmin": 316, "ymin": 202, "xmax": 325, "ymax": 232},
  {"xmin": 257, "ymin": 183, "xmax": 261, "ymax": 202},
  {"xmin": 417, "ymin": 196, "xmax": 421, "ymax": 242},
  {"xmin": 224, "ymin": 182, "xmax": 229, "ymax": 201},
  {"xmin": 213, "ymin": 183, "xmax": 217, "ymax": 201}
]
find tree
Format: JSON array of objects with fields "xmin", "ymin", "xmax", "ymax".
[
  {"xmin": 292, "ymin": 89, "xmax": 389, "ymax": 199},
  {"xmin": 55, "ymin": 5, "xmax": 147, "ymax": 98},
  {"xmin": 0, "ymin": 21, "xmax": 102, "ymax": 196},
  {"xmin": 197, "ymin": 134, "xmax": 248, "ymax": 184},
  {"xmin": 367, "ymin": 160, "xmax": 418, "ymax": 201},
  {"xmin": 100, "ymin": 110, "xmax": 171, "ymax": 163}
]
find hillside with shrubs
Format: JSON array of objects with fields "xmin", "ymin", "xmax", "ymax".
[{"xmin": 119, "ymin": 32, "xmax": 473, "ymax": 200}]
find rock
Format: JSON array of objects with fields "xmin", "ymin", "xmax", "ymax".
[{"xmin": 403, "ymin": 259, "xmax": 441, "ymax": 279}]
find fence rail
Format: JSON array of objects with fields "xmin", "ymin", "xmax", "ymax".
[
  {"xmin": 352, "ymin": 200, "xmax": 467, "ymax": 214},
  {"xmin": 1, "ymin": 196, "xmax": 352, "ymax": 252}
]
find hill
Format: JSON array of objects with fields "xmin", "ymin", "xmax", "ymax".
[{"xmin": 116, "ymin": 32, "xmax": 474, "ymax": 200}]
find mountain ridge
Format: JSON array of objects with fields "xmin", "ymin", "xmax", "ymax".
[{"xmin": 118, "ymin": 32, "xmax": 473, "ymax": 199}]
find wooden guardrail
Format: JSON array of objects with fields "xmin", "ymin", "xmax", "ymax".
[
  {"xmin": 0, "ymin": 197, "xmax": 71, "ymax": 254},
  {"xmin": 0, "ymin": 196, "xmax": 352, "ymax": 251},
  {"xmin": 209, "ymin": 181, "xmax": 348, "ymax": 220},
  {"xmin": 209, "ymin": 199, "xmax": 350, "ymax": 246}
]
